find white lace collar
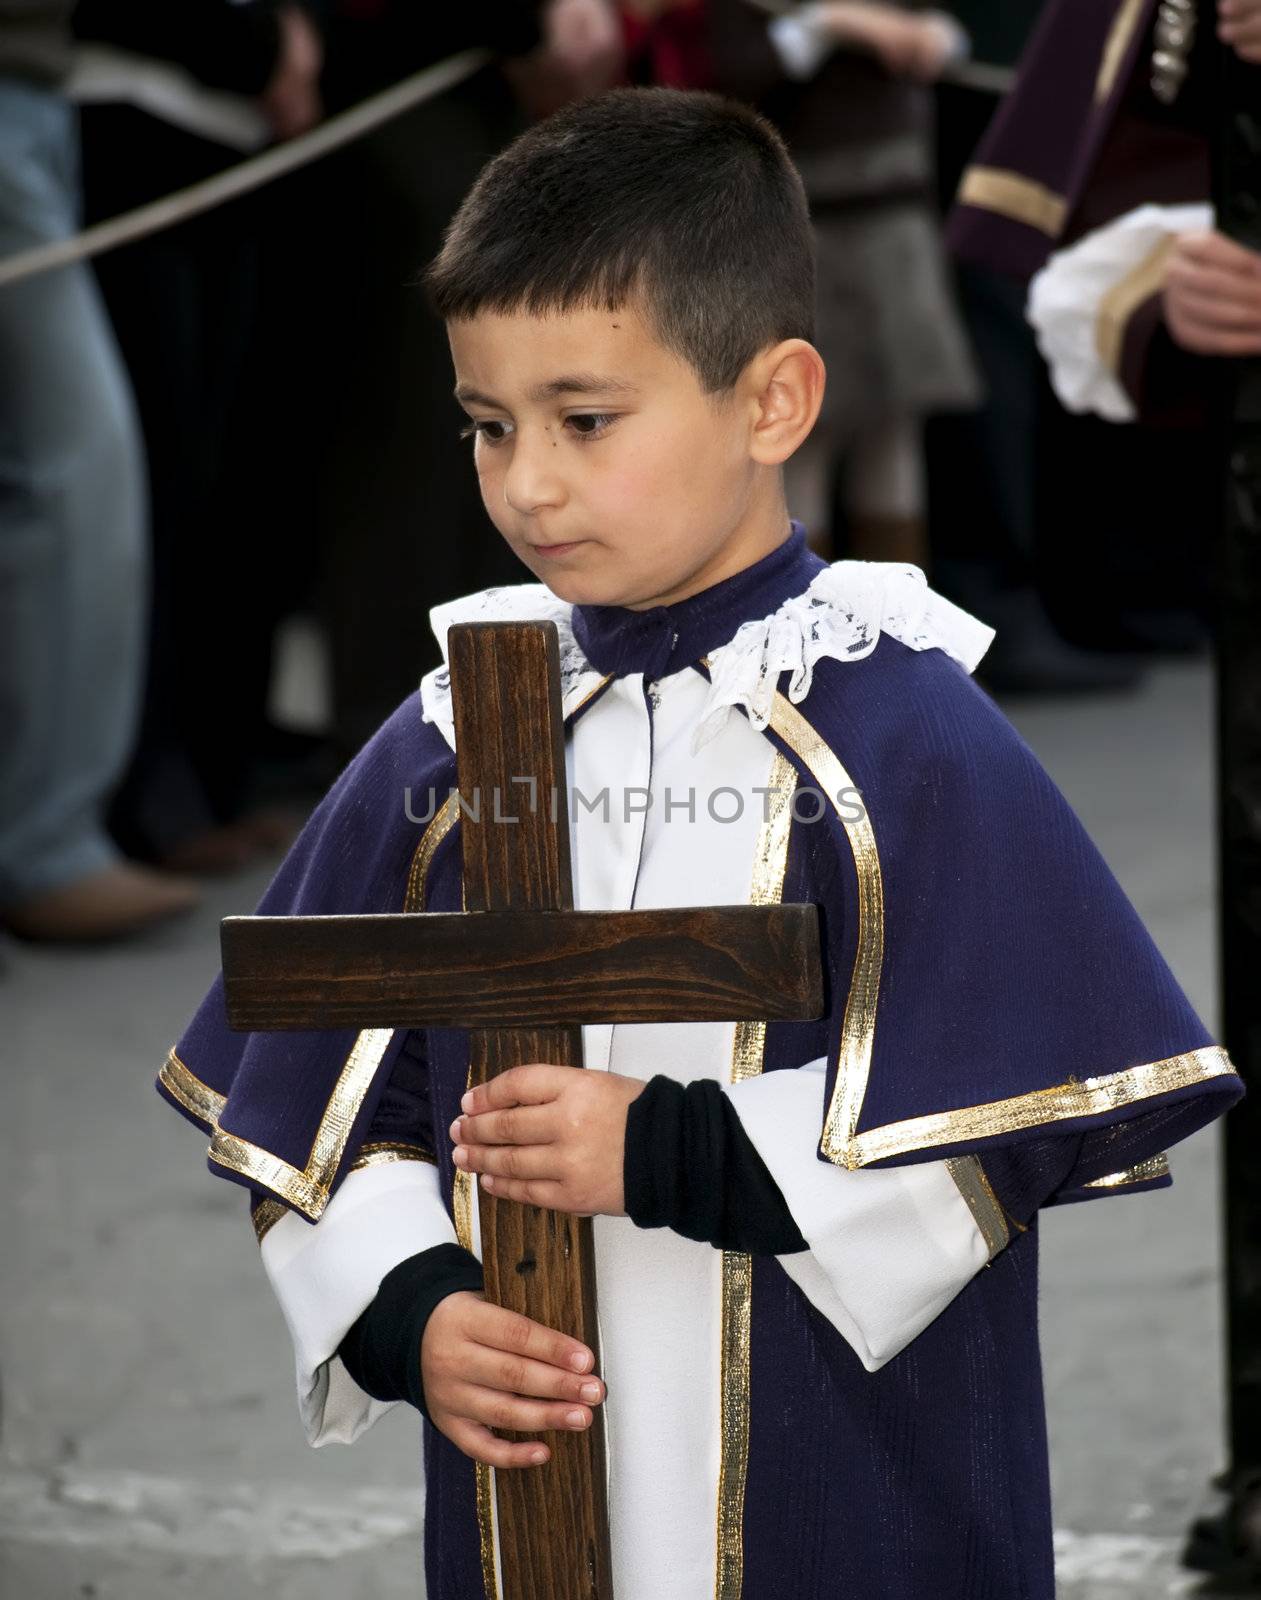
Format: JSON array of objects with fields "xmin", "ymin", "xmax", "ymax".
[
  {"xmin": 419, "ymin": 584, "xmax": 608, "ymax": 751},
  {"xmin": 419, "ymin": 563, "xmax": 993, "ymax": 753},
  {"xmin": 696, "ymin": 559, "xmax": 994, "ymax": 748}
]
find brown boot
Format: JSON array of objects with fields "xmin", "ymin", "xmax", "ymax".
[
  {"xmin": 235, "ymin": 804, "xmax": 308, "ymax": 856},
  {"xmin": 157, "ymin": 823, "xmax": 260, "ymax": 877},
  {"xmin": 156, "ymin": 807, "xmax": 308, "ymax": 877},
  {"xmin": 2, "ymin": 862, "xmax": 202, "ymax": 943}
]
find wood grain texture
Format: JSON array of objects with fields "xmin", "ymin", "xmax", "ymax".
[
  {"xmin": 450, "ymin": 622, "xmax": 613, "ymax": 1600},
  {"xmin": 219, "ymin": 904, "xmax": 823, "ymax": 1030}
]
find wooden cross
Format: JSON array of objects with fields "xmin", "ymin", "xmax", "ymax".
[{"xmin": 221, "ymin": 622, "xmax": 823, "ymax": 1600}]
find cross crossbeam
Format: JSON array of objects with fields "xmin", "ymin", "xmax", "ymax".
[{"xmin": 221, "ymin": 904, "xmax": 821, "ymax": 1030}]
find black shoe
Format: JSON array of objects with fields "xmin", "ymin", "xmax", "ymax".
[
  {"xmin": 1182, "ymin": 1472, "xmax": 1261, "ymax": 1581},
  {"xmin": 973, "ymin": 588, "xmax": 1146, "ymax": 696},
  {"xmin": 978, "ymin": 640, "xmax": 1146, "ymax": 696},
  {"xmin": 1111, "ymin": 607, "xmax": 1209, "ymax": 658}
]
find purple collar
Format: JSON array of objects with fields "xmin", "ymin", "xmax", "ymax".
[{"xmin": 571, "ymin": 520, "xmax": 823, "ymax": 681}]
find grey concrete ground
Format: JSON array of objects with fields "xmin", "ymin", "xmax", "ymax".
[{"xmin": 0, "ymin": 654, "xmax": 1249, "ymax": 1598}]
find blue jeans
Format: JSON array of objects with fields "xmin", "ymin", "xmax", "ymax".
[{"xmin": 0, "ymin": 77, "xmax": 147, "ymax": 907}]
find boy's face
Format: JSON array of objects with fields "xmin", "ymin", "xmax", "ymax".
[{"xmin": 448, "ymin": 300, "xmax": 788, "ymax": 610}]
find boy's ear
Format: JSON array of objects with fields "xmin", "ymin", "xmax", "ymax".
[{"xmin": 746, "ymin": 339, "xmax": 826, "ymax": 466}]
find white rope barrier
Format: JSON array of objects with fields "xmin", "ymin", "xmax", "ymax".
[
  {"xmin": 0, "ymin": 47, "xmax": 491, "ymax": 290},
  {"xmin": 0, "ymin": 44, "xmax": 1015, "ymax": 292},
  {"xmin": 942, "ymin": 59, "xmax": 1016, "ymax": 94}
]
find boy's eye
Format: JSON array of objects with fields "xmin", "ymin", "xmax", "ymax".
[
  {"xmin": 457, "ymin": 413, "xmax": 618, "ymax": 446},
  {"xmin": 565, "ymin": 412, "xmax": 617, "ymax": 440},
  {"xmin": 459, "ymin": 418, "xmax": 513, "ymax": 445}
]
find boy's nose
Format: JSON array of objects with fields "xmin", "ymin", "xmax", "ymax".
[{"xmin": 502, "ymin": 429, "xmax": 566, "ymax": 515}]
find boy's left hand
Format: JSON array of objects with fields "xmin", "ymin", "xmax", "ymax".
[{"xmin": 450, "ymin": 1065, "xmax": 647, "ymax": 1216}]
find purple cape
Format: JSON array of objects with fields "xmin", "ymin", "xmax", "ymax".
[
  {"xmin": 158, "ymin": 532, "xmax": 1241, "ymax": 1598},
  {"xmin": 159, "ymin": 557, "xmax": 1238, "ymax": 1222}
]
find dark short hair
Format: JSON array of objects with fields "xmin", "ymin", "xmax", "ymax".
[{"xmin": 422, "ymin": 87, "xmax": 815, "ymax": 393}]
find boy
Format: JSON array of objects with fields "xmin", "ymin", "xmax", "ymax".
[{"xmin": 158, "ymin": 87, "xmax": 1242, "ymax": 1600}]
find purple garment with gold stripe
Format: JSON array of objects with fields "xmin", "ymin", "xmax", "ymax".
[
  {"xmin": 946, "ymin": 0, "xmax": 1212, "ymax": 280},
  {"xmin": 158, "ymin": 524, "xmax": 1241, "ymax": 1597}
]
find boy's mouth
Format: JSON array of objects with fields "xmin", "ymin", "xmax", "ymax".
[{"xmin": 530, "ymin": 540, "xmax": 588, "ymax": 558}]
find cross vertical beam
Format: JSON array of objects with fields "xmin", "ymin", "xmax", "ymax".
[{"xmin": 448, "ymin": 621, "xmax": 613, "ymax": 1600}]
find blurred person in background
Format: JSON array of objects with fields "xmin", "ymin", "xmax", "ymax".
[
  {"xmin": 948, "ymin": 0, "xmax": 1261, "ymax": 1570},
  {"xmin": 948, "ymin": 0, "xmax": 1255, "ymax": 662},
  {"xmin": 1011, "ymin": 0, "xmax": 1261, "ymax": 408},
  {"xmin": 70, "ymin": 2, "xmax": 611, "ymax": 868},
  {"xmin": 71, "ymin": 0, "xmax": 328, "ymax": 877},
  {"xmin": 262, "ymin": 0, "xmax": 621, "ymax": 762},
  {"xmin": 0, "ymin": 1, "xmax": 199, "ymax": 942},
  {"xmin": 65, "ymin": 0, "xmax": 621, "ymax": 856},
  {"xmin": 622, "ymin": 0, "xmax": 980, "ymax": 568},
  {"xmin": 925, "ymin": 0, "xmax": 1147, "ymax": 695}
]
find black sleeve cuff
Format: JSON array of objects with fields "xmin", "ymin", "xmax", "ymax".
[
  {"xmin": 337, "ymin": 1243, "xmax": 484, "ymax": 1421},
  {"xmin": 624, "ymin": 1075, "xmax": 807, "ymax": 1256}
]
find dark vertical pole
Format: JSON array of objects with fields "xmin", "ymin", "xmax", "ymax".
[{"xmin": 1212, "ymin": 10, "xmax": 1261, "ymax": 1554}]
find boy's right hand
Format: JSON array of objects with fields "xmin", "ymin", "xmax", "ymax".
[{"xmin": 421, "ymin": 1291, "xmax": 606, "ymax": 1469}]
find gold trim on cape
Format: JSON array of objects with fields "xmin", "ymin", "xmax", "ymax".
[
  {"xmin": 716, "ymin": 752, "xmax": 796, "ymax": 1599},
  {"xmin": 354, "ymin": 1140, "xmax": 439, "ymax": 1169},
  {"xmin": 842, "ymin": 1048, "xmax": 1234, "ymax": 1167},
  {"xmin": 453, "ymin": 1162, "xmax": 497, "ymax": 1599},
  {"xmin": 1096, "ymin": 0, "xmax": 1148, "ymax": 102},
  {"xmin": 568, "ymin": 673, "xmax": 615, "ymax": 719},
  {"xmin": 251, "ymin": 1197, "xmax": 287, "ymax": 1245},
  {"xmin": 249, "ymin": 1142, "xmax": 438, "ymax": 1245},
  {"xmin": 762, "ymin": 692, "xmax": 1240, "ymax": 1169},
  {"xmin": 160, "ymin": 1049, "xmax": 227, "ymax": 1131},
  {"xmin": 166, "ymin": 789, "xmax": 460, "ymax": 1221},
  {"xmin": 1085, "ymin": 1153, "xmax": 1171, "ymax": 1189},
  {"xmin": 944, "ymin": 1157, "xmax": 1011, "ymax": 1259},
  {"xmin": 405, "ymin": 790, "xmax": 460, "ymax": 909},
  {"xmin": 453, "ymin": 1167, "xmax": 476, "ymax": 1261},
  {"xmin": 1095, "ymin": 235, "xmax": 1175, "ymax": 378},
  {"xmin": 957, "ymin": 166, "xmax": 1069, "ymax": 238},
  {"xmin": 761, "ymin": 693, "xmax": 883, "ymax": 1170},
  {"xmin": 207, "ymin": 1029, "xmax": 396, "ymax": 1215}
]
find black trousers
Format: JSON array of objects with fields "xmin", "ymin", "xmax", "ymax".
[
  {"xmin": 82, "ymin": 104, "xmax": 291, "ymax": 856},
  {"xmin": 303, "ymin": 66, "xmax": 533, "ymax": 760}
]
